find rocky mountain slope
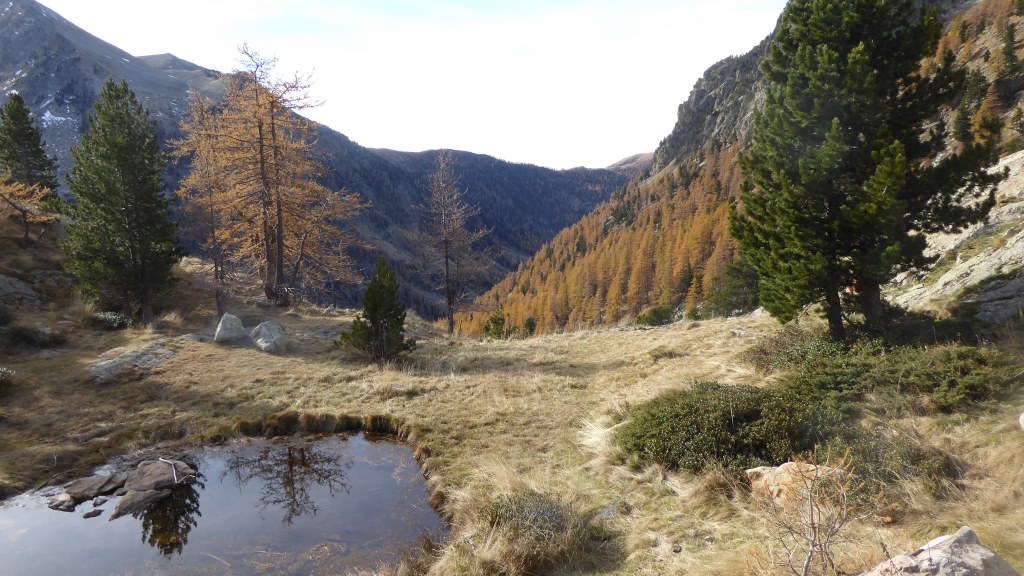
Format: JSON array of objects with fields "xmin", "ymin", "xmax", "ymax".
[{"xmin": 0, "ymin": 0, "xmax": 629, "ymax": 316}]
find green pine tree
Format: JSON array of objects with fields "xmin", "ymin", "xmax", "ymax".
[
  {"xmin": 62, "ymin": 79, "xmax": 182, "ymax": 324},
  {"xmin": 0, "ymin": 93, "xmax": 58, "ymax": 191},
  {"xmin": 730, "ymin": 0, "xmax": 1004, "ymax": 339},
  {"xmin": 1002, "ymin": 22, "xmax": 1018, "ymax": 78},
  {"xmin": 337, "ymin": 257, "xmax": 415, "ymax": 365}
]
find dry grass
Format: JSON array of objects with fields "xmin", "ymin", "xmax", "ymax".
[{"xmin": 1, "ymin": 233, "xmax": 1022, "ymax": 574}]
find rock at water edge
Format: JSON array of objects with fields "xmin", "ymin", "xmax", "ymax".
[
  {"xmin": 214, "ymin": 313, "xmax": 247, "ymax": 343},
  {"xmin": 124, "ymin": 459, "xmax": 197, "ymax": 492},
  {"xmin": 65, "ymin": 473, "xmax": 127, "ymax": 502},
  {"xmin": 46, "ymin": 493, "xmax": 76, "ymax": 512},
  {"xmin": 110, "ymin": 490, "xmax": 171, "ymax": 520},
  {"xmin": 252, "ymin": 321, "xmax": 287, "ymax": 353}
]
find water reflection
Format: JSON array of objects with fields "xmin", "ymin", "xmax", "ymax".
[
  {"xmin": 137, "ymin": 478, "xmax": 204, "ymax": 556},
  {"xmin": 222, "ymin": 439, "xmax": 351, "ymax": 524}
]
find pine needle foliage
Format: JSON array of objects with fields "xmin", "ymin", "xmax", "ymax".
[
  {"xmin": 337, "ymin": 257, "xmax": 415, "ymax": 365},
  {"xmin": 62, "ymin": 79, "xmax": 182, "ymax": 324}
]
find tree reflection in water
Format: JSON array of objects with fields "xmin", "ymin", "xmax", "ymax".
[
  {"xmin": 222, "ymin": 438, "xmax": 351, "ymax": 524},
  {"xmin": 136, "ymin": 474, "xmax": 204, "ymax": 556}
]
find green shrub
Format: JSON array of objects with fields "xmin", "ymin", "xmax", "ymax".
[
  {"xmin": 741, "ymin": 324, "xmax": 843, "ymax": 374},
  {"xmin": 1, "ymin": 325, "xmax": 66, "ymax": 349},
  {"xmin": 635, "ymin": 305, "xmax": 674, "ymax": 327},
  {"xmin": 86, "ymin": 311, "xmax": 134, "ymax": 330},
  {"xmin": 0, "ymin": 305, "xmax": 11, "ymax": 327},
  {"xmin": 785, "ymin": 342, "xmax": 1013, "ymax": 413},
  {"xmin": 617, "ymin": 381, "xmax": 840, "ymax": 473},
  {"xmin": 482, "ymin": 489, "xmax": 589, "ymax": 574},
  {"xmin": 0, "ymin": 367, "xmax": 14, "ymax": 387}
]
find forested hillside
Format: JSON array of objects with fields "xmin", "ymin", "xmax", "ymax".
[{"xmin": 460, "ymin": 0, "xmax": 1024, "ymax": 336}]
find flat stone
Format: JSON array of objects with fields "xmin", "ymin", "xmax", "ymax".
[
  {"xmin": 124, "ymin": 459, "xmax": 196, "ymax": 492},
  {"xmin": 857, "ymin": 526, "xmax": 1019, "ymax": 576},
  {"xmin": 90, "ymin": 346, "xmax": 176, "ymax": 382},
  {"xmin": 251, "ymin": 321, "xmax": 287, "ymax": 353},
  {"xmin": 46, "ymin": 493, "xmax": 75, "ymax": 512},
  {"xmin": 214, "ymin": 313, "xmax": 248, "ymax": 343},
  {"xmin": 109, "ymin": 489, "xmax": 171, "ymax": 520},
  {"xmin": 65, "ymin": 473, "xmax": 126, "ymax": 502},
  {"xmin": 82, "ymin": 509, "xmax": 103, "ymax": 519}
]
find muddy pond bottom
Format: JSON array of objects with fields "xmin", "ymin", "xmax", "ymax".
[{"xmin": 0, "ymin": 433, "xmax": 447, "ymax": 575}]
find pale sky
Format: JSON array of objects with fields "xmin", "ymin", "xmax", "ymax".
[{"xmin": 35, "ymin": 0, "xmax": 786, "ymax": 169}]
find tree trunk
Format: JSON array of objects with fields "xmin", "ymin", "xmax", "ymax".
[
  {"xmin": 141, "ymin": 292, "xmax": 155, "ymax": 325},
  {"xmin": 857, "ymin": 280, "xmax": 884, "ymax": 330},
  {"xmin": 824, "ymin": 291, "xmax": 845, "ymax": 341}
]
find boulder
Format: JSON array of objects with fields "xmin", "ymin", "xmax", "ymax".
[
  {"xmin": 65, "ymin": 473, "xmax": 127, "ymax": 502},
  {"xmin": 1019, "ymin": 412, "xmax": 1024, "ymax": 431},
  {"xmin": 46, "ymin": 492, "xmax": 76, "ymax": 512},
  {"xmin": 858, "ymin": 526, "xmax": 1019, "ymax": 576},
  {"xmin": 252, "ymin": 321, "xmax": 287, "ymax": 353},
  {"xmin": 746, "ymin": 462, "xmax": 840, "ymax": 506},
  {"xmin": 214, "ymin": 313, "xmax": 247, "ymax": 344},
  {"xmin": 109, "ymin": 489, "xmax": 171, "ymax": 520},
  {"xmin": 124, "ymin": 459, "xmax": 197, "ymax": 492},
  {"xmin": 82, "ymin": 509, "xmax": 103, "ymax": 519},
  {"xmin": 0, "ymin": 274, "xmax": 41, "ymax": 308},
  {"xmin": 90, "ymin": 346, "xmax": 176, "ymax": 382}
]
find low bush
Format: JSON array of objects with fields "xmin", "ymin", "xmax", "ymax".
[
  {"xmin": 482, "ymin": 489, "xmax": 590, "ymax": 575},
  {"xmin": 1, "ymin": 325, "xmax": 66, "ymax": 349},
  {"xmin": 86, "ymin": 311, "xmax": 134, "ymax": 330},
  {"xmin": 0, "ymin": 367, "xmax": 14, "ymax": 387},
  {"xmin": 741, "ymin": 324, "xmax": 843, "ymax": 375},
  {"xmin": 617, "ymin": 381, "xmax": 841, "ymax": 473},
  {"xmin": 635, "ymin": 305, "xmax": 674, "ymax": 327},
  {"xmin": 785, "ymin": 342, "xmax": 1014, "ymax": 413}
]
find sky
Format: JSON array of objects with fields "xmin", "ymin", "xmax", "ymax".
[{"xmin": 36, "ymin": 0, "xmax": 786, "ymax": 169}]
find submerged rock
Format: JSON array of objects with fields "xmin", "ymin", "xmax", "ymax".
[
  {"xmin": 65, "ymin": 473, "xmax": 126, "ymax": 502},
  {"xmin": 46, "ymin": 493, "xmax": 75, "ymax": 512},
  {"xmin": 110, "ymin": 490, "xmax": 171, "ymax": 520},
  {"xmin": 252, "ymin": 321, "xmax": 287, "ymax": 353},
  {"xmin": 858, "ymin": 526, "xmax": 1019, "ymax": 576},
  {"xmin": 214, "ymin": 313, "xmax": 247, "ymax": 344},
  {"xmin": 125, "ymin": 459, "xmax": 196, "ymax": 492},
  {"xmin": 82, "ymin": 509, "xmax": 103, "ymax": 519}
]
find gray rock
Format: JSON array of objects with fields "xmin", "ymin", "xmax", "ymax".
[
  {"xmin": 0, "ymin": 274, "xmax": 41, "ymax": 308},
  {"xmin": 90, "ymin": 346, "xmax": 176, "ymax": 382},
  {"xmin": 65, "ymin": 473, "xmax": 126, "ymax": 502},
  {"xmin": 92, "ymin": 497, "xmax": 108, "ymax": 506},
  {"xmin": 858, "ymin": 526, "xmax": 1019, "ymax": 576},
  {"xmin": 46, "ymin": 493, "xmax": 76, "ymax": 512},
  {"xmin": 214, "ymin": 313, "xmax": 247, "ymax": 343},
  {"xmin": 82, "ymin": 508, "xmax": 103, "ymax": 519},
  {"xmin": 251, "ymin": 321, "xmax": 287, "ymax": 353},
  {"xmin": 1019, "ymin": 412, "xmax": 1024, "ymax": 431},
  {"xmin": 124, "ymin": 459, "xmax": 196, "ymax": 492},
  {"xmin": 109, "ymin": 490, "xmax": 171, "ymax": 520},
  {"xmin": 113, "ymin": 487, "xmax": 128, "ymax": 497}
]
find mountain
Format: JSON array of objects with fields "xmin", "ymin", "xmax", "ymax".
[
  {"xmin": 459, "ymin": 0, "xmax": 1011, "ymax": 336},
  {"xmin": 0, "ymin": 0, "xmax": 629, "ymax": 316}
]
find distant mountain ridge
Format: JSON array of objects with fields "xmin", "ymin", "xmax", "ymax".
[{"xmin": 0, "ymin": 0, "xmax": 632, "ymax": 315}]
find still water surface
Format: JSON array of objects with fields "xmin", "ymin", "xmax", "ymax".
[{"xmin": 0, "ymin": 433, "xmax": 447, "ymax": 575}]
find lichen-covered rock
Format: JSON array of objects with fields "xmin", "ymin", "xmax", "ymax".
[
  {"xmin": 858, "ymin": 526, "xmax": 1019, "ymax": 576},
  {"xmin": 89, "ymin": 346, "xmax": 176, "ymax": 382},
  {"xmin": 109, "ymin": 489, "xmax": 171, "ymax": 520},
  {"xmin": 214, "ymin": 313, "xmax": 247, "ymax": 344},
  {"xmin": 124, "ymin": 459, "xmax": 196, "ymax": 492},
  {"xmin": 251, "ymin": 321, "xmax": 287, "ymax": 353}
]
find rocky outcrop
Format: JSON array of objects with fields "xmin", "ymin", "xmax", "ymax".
[
  {"xmin": 89, "ymin": 345, "xmax": 176, "ymax": 382},
  {"xmin": 214, "ymin": 313, "xmax": 247, "ymax": 344},
  {"xmin": 252, "ymin": 321, "xmax": 287, "ymax": 353},
  {"xmin": 0, "ymin": 274, "xmax": 42, "ymax": 308},
  {"xmin": 109, "ymin": 489, "xmax": 171, "ymax": 520},
  {"xmin": 746, "ymin": 462, "xmax": 840, "ymax": 506},
  {"xmin": 859, "ymin": 526, "xmax": 1019, "ymax": 576},
  {"xmin": 65, "ymin": 473, "xmax": 126, "ymax": 502},
  {"xmin": 124, "ymin": 459, "xmax": 196, "ymax": 492}
]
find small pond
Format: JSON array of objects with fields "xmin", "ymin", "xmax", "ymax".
[{"xmin": 0, "ymin": 433, "xmax": 447, "ymax": 575}]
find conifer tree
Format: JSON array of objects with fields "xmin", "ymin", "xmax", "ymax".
[
  {"xmin": 0, "ymin": 93, "xmax": 57, "ymax": 191},
  {"xmin": 62, "ymin": 79, "xmax": 182, "ymax": 324},
  {"xmin": 731, "ymin": 0, "xmax": 1004, "ymax": 339},
  {"xmin": 337, "ymin": 257, "xmax": 414, "ymax": 365}
]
